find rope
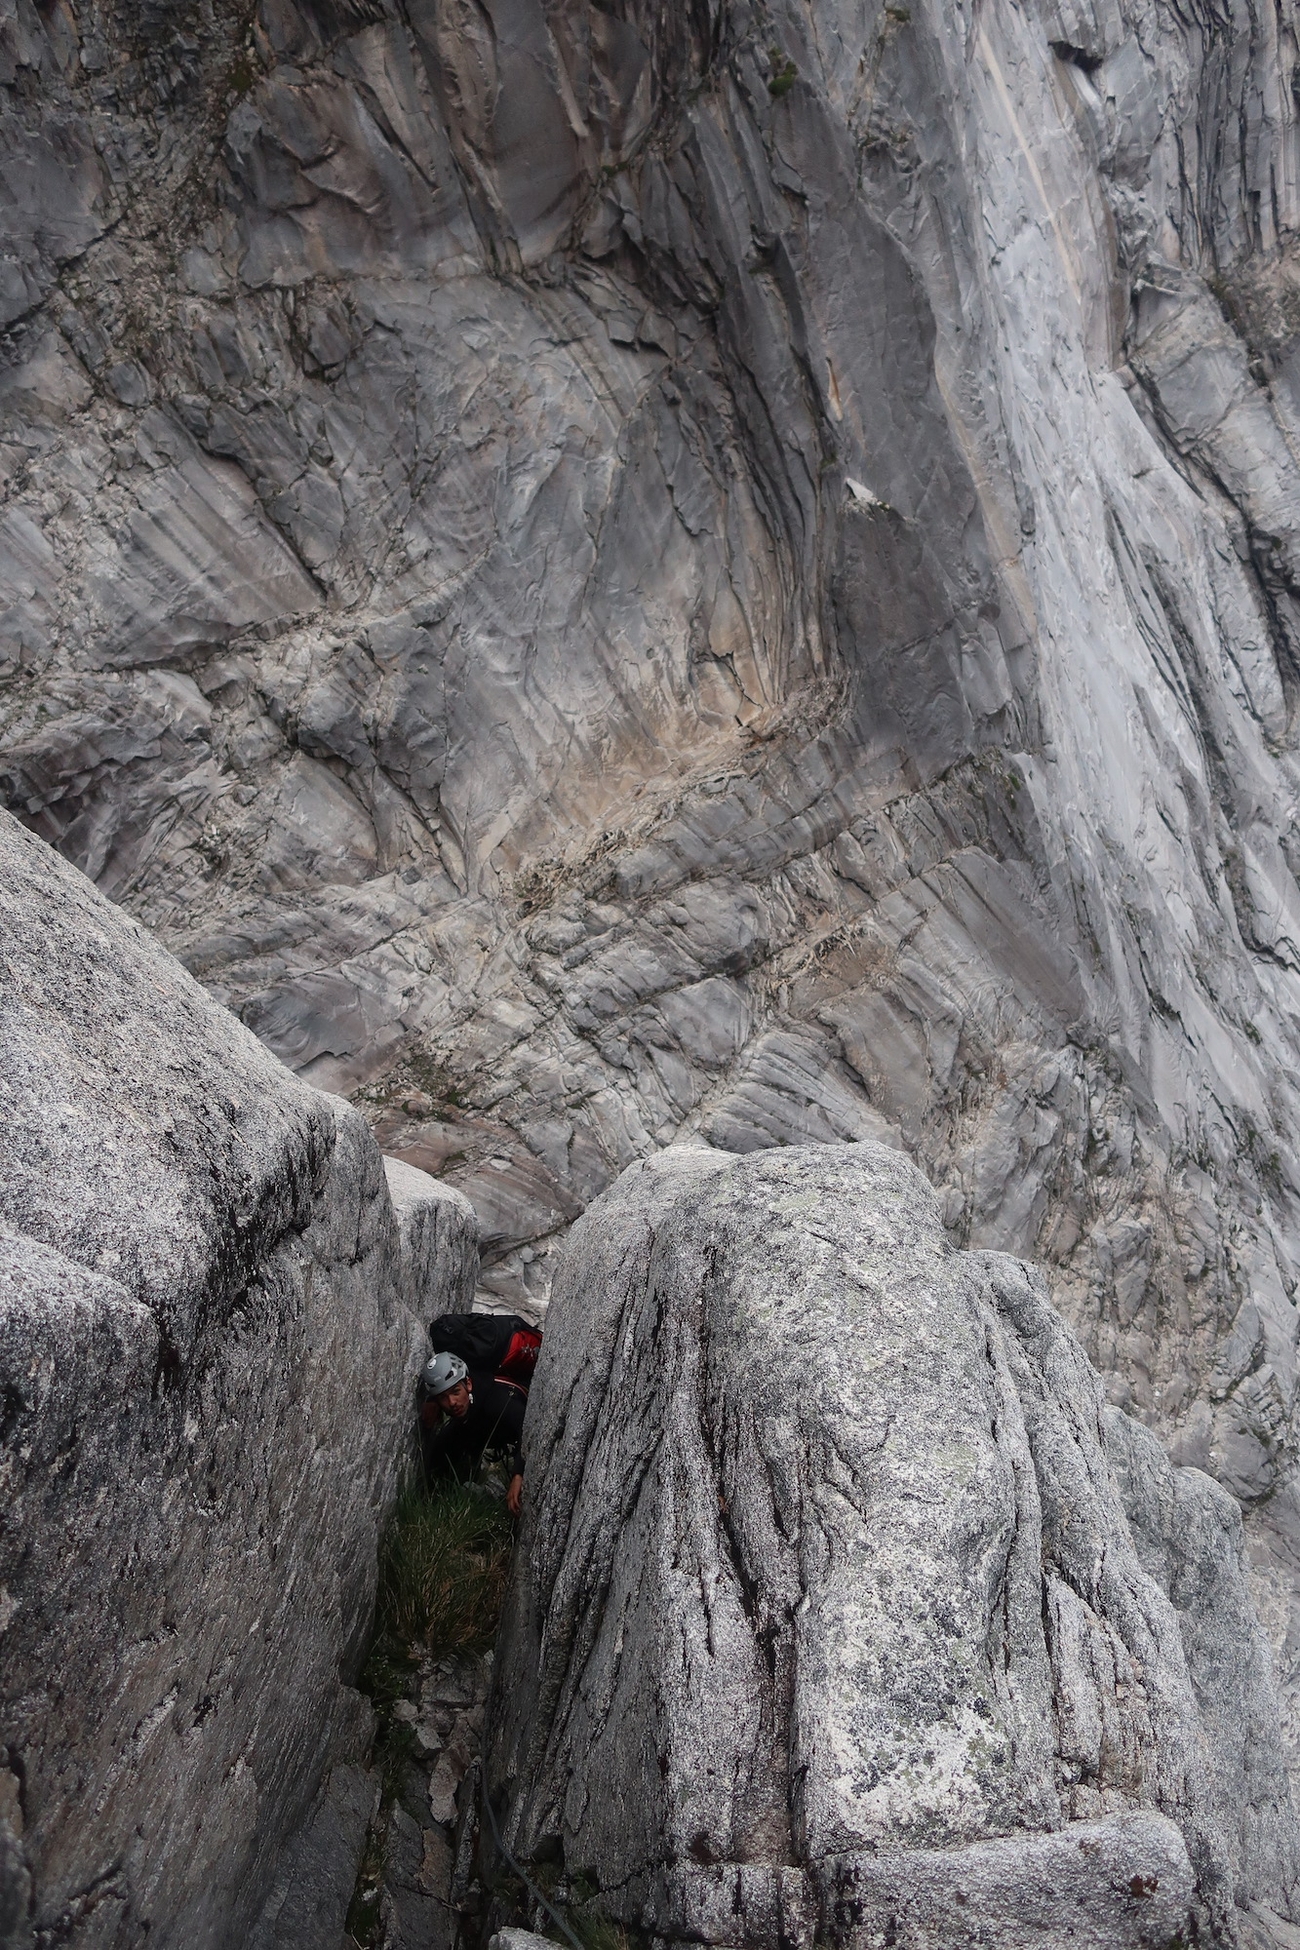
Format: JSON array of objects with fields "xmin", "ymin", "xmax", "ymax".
[{"xmin": 478, "ymin": 1773, "xmax": 587, "ymax": 1950}]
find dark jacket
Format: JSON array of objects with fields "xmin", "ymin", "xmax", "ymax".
[{"xmin": 420, "ymin": 1369, "xmax": 527, "ymax": 1482}]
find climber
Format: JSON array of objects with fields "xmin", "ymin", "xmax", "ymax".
[{"xmin": 419, "ymin": 1348, "xmax": 528, "ymax": 1516}]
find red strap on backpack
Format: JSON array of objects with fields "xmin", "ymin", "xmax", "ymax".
[{"xmin": 497, "ymin": 1328, "xmax": 541, "ymax": 1386}]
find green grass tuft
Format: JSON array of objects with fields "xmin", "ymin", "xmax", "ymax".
[
  {"xmin": 571, "ymin": 1911, "xmax": 634, "ymax": 1950},
  {"xmin": 367, "ymin": 1475, "xmax": 514, "ymax": 1670}
]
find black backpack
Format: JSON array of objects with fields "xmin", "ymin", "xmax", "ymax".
[{"xmin": 428, "ymin": 1311, "xmax": 533, "ymax": 1372}]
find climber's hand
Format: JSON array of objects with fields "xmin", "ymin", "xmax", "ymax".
[{"xmin": 507, "ymin": 1473, "xmax": 524, "ymax": 1518}]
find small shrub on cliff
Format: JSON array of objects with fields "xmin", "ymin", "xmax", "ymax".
[{"xmin": 768, "ymin": 46, "xmax": 798, "ymax": 95}]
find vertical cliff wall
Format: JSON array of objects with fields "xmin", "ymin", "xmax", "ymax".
[
  {"xmin": 3, "ymin": 0, "xmax": 1300, "ymax": 1801},
  {"xmin": 0, "ymin": 810, "xmax": 478, "ymax": 1949}
]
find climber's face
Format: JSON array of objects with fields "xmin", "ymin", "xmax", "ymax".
[{"xmin": 437, "ymin": 1379, "xmax": 472, "ymax": 1419}]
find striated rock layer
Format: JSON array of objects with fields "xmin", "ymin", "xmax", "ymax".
[
  {"xmin": 5, "ymin": 0, "xmax": 1300, "ymax": 1817},
  {"xmin": 489, "ymin": 1144, "xmax": 1300, "ymax": 1948},
  {"xmin": 0, "ymin": 810, "xmax": 478, "ymax": 1949}
]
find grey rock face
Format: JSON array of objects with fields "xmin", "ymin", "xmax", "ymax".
[
  {"xmin": 4, "ymin": 0, "xmax": 1300, "ymax": 1850},
  {"xmin": 489, "ymin": 1145, "xmax": 1298, "ymax": 1947},
  {"xmin": 245, "ymin": 1761, "xmax": 378, "ymax": 1950},
  {"xmin": 0, "ymin": 811, "xmax": 477, "ymax": 1948},
  {"xmin": 384, "ymin": 1153, "xmax": 479, "ymax": 1326}
]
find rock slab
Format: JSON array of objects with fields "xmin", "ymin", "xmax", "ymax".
[
  {"xmin": 489, "ymin": 1144, "xmax": 1299, "ymax": 1949},
  {"xmin": 0, "ymin": 811, "xmax": 477, "ymax": 1949}
]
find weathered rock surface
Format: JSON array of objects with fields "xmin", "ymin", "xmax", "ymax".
[
  {"xmin": 5, "ymin": 0, "xmax": 1300, "ymax": 1862},
  {"xmin": 375, "ymin": 1651, "xmax": 493, "ymax": 1950},
  {"xmin": 0, "ymin": 809, "xmax": 478, "ymax": 1949},
  {"xmin": 245, "ymin": 1761, "xmax": 378, "ymax": 1950},
  {"xmin": 488, "ymin": 1932, "xmax": 563, "ymax": 1950},
  {"xmin": 490, "ymin": 1144, "xmax": 1299, "ymax": 1948}
]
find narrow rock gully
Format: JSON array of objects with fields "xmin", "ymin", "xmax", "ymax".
[
  {"xmin": 2, "ymin": 779, "xmax": 1296, "ymax": 1950},
  {"xmin": 335, "ymin": 1138, "xmax": 1300, "ymax": 1950},
  {"xmin": 354, "ymin": 1643, "xmax": 493, "ymax": 1950},
  {"xmin": 339, "ymin": 1491, "xmax": 511, "ymax": 1950},
  {"xmin": 330, "ymin": 1308, "xmax": 562, "ymax": 1950}
]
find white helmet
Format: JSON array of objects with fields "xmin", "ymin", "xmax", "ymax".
[{"xmin": 423, "ymin": 1350, "xmax": 468, "ymax": 1395}]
